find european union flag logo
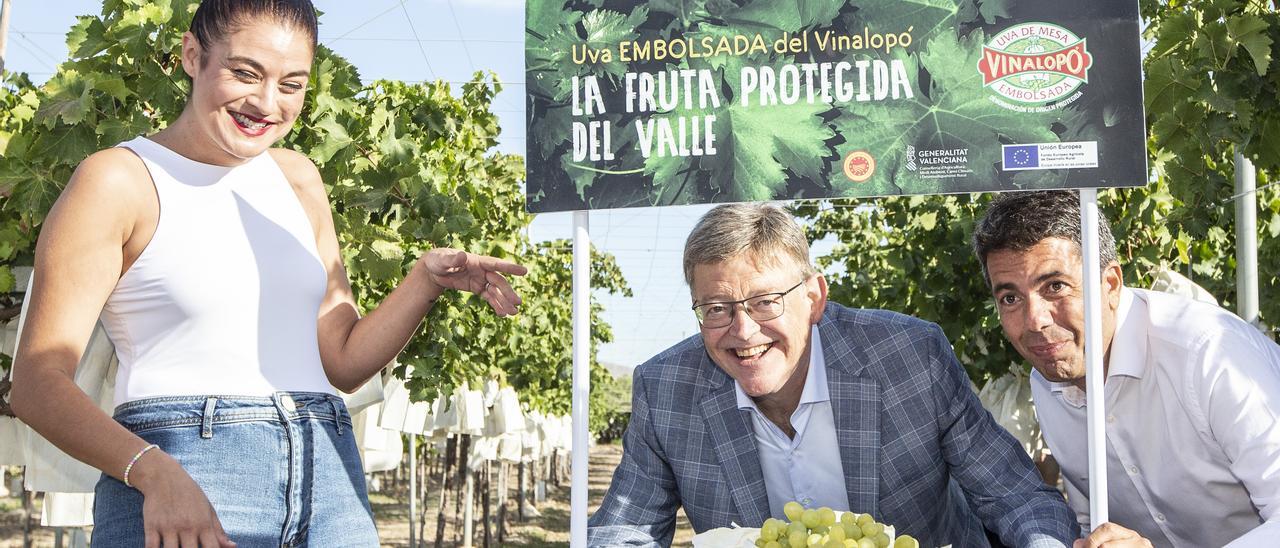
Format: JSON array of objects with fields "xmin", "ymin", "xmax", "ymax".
[{"xmin": 1003, "ymin": 145, "xmax": 1040, "ymax": 170}]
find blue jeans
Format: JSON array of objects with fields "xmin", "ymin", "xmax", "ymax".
[{"xmin": 91, "ymin": 392, "xmax": 379, "ymax": 547}]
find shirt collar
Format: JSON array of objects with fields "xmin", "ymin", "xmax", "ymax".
[
  {"xmin": 1048, "ymin": 286, "xmax": 1145, "ymax": 403},
  {"xmin": 1106, "ymin": 287, "xmax": 1146, "ymax": 380},
  {"xmin": 735, "ymin": 326, "xmax": 829, "ymax": 410}
]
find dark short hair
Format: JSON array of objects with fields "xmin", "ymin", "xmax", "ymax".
[
  {"xmin": 972, "ymin": 190, "xmax": 1117, "ymax": 287},
  {"xmin": 191, "ymin": 0, "xmax": 319, "ymax": 53}
]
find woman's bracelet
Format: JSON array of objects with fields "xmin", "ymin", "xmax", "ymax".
[{"xmin": 123, "ymin": 444, "xmax": 160, "ymax": 488}]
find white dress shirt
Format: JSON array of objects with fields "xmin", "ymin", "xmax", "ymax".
[
  {"xmin": 1031, "ymin": 288, "xmax": 1280, "ymax": 547},
  {"xmin": 736, "ymin": 327, "xmax": 848, "ymax": 519}
]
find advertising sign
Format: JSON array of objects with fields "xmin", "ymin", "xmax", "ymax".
[{"xmin": 525, "ymin": 1, "xmax": 1145, "ymax": 212}]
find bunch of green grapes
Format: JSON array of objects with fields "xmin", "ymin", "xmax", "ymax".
[{"xmin": 753, "ymin": 501, "xmax": 920, "ymax": 548}]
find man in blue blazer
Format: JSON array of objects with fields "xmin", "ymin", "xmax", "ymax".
[{"xmin": 589, "ymin": 203, "xmax": 1077, "ymax": 547}]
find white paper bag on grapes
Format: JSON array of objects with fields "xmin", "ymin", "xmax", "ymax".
[
  {"xmin": 977, "ymin": 366, "xmax": 1042, "ymax": 458},
  {"xmin": 690, "ymin": 526, "xmax": 759, "ymax": 548}
]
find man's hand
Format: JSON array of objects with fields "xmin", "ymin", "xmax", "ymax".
[
  {"xmin": 1073, "ymin": 523, "xmax": 1153, "ymax": 548},
  {"xmin": 421, "ymin": 248, "xmax": 527, "ymax": 316}
]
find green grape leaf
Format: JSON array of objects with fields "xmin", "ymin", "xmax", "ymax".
[
  {"xmin": 66, "ymin": 16, "xmax": 111, "ymax": 58},
  {"xmin": 98, "ymin": 110, "xmax": 152, "ymax": 145},
  {"xmin": 1256, "ymin": 116, "xmax": 1280, "ymax": 167},
  {"xmin": 701, "ymin": 101, "xmax": 836, "ymax": 201},
  {"xmin": 36, "ymin": 71, "xmax": 94, "ymax": 127},
  {"xmin": 560, "ymin": 152, "xmax": 602, "ymax": 200},
  {"xmin": 1201, "ymin": 0, "xmax": 1240, "ymax": 22},
  {"xmin": 526, "ymin": 0, "xmax": 578, "ymax": 39},
  {"xmin": 969, "ymin": 0, "xmax": 1012, "ymax": 24},
  {"xmin": 376, "ymin": 129, "xmax": 418, "ymax": 166},
  {"xmin": 582, "ymin": 8, "xmax": 649, "ymax": 71},
  {"xmin": 1193, "ymin": 21, "xmax": 1231, "ymax": 69},
  {"xmin": 311, "ymin": 116, "xmax": 353, "ymax": 163},
  {"xmin": 725, "ymin": 0, "xmax": 843, "ymax": 33},
  {"xmin": 370, "ymin": 239, "xmax": 405, "ymax": 261},
  {"xmin": 1226, "ymin": 15, "xmax": 1273, "ymax": 77},
  {"xmin": 0, "ymin": 266, "xmax": 14, "ymax": 294},
  {"xmin": 118, "ymin": 1, "xmax": 171, "ymax": 28},
  {"xmin": 526, "ymin": 8, "xmax": 643, "ymax": 102},
  {"xmin": 646, "ymin": 147, "xmax": 695, "ymax": 206},
  {"xmin": 1149, "ymin": 11, "xmax": 1197, "ymax": 59},
  {"xmin": 95, "ymin": 75, "xmax": 133, "ymax": 102},
  {"xmin": 0, "ymin": 164, "xmax": 29, "ymax": 196},
  {"xmin": 647, "ymin": 0, "xmax": 743, "ymax": 31},
  {"xmin": 8, "ymin": 174, "xmax": 63, "ymax": 227},
  {"xmin": 30, "ymin": 126, "xmax": 99, "ymax": 165},
  {"xmin": 849, "ymin": 0, "xmax": 964, "ymax": 39},
  {"xmin": 918, "ymin": 210, "xmax": 938, "ymax": 231},
  {"xmin": 1145, "ymin": 56, "xmax": 1201, "ymax": 117}
]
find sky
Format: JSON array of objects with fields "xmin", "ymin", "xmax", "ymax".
[{"xmin": 2, "ymin": 0, "xmax": 838, "ymax": 371}]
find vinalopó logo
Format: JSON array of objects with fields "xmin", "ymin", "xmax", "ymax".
[{"xmin": 977, "ymin": 23, "xmax": 1093, "ymax": 107}]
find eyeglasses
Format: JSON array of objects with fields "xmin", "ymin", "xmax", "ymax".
[{"xmin": 692, "ymin": 280, "xmax": 806, "ymax": 328}]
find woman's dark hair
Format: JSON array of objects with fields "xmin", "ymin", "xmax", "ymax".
[{"xmin": 190, "ymin": 0, "xmax": 319, "ymax": 54}]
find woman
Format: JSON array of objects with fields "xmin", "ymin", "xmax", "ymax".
[{"xmin": 9, "ymin": 1, "xmax": 525, "ymax": 546}]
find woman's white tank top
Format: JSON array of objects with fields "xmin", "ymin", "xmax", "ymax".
[{"xmin": 102, "ymin": 136, "xmax": 334, "ymax": 405}]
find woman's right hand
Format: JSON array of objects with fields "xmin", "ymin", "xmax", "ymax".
[{"xmin": 131, "ymin": 451, "xmax": 236, "ymax": 547}]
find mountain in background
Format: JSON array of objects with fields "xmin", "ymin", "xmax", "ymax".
[{"xmin": 600, "ymin": 361, "xmax": 634, "ymax": 379}]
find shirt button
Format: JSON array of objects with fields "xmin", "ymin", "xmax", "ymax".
[
  {"xmin": 1127, "ymin": 465, "xmax": 1138, "ymax": 475},
  {"xmin": 1155, "ymin": 513, "xmax": 1166, "ymax": 522},
  {"xmin": 1107, "ymin": 415, "xmax": 1116, "ymax": 424}
]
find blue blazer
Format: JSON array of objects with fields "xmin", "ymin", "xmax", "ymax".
[{"xmin": 588, "ymin": 304, "xmax": 1078, "ymax": 547}]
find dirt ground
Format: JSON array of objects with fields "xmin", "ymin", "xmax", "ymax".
[
  {"xmin": 0, "ymin": 444, "xmax": 693, "ymax": 547},
  {"xmin": 372, "ymin": 443, "xmax": 693, "ymax": 547}
]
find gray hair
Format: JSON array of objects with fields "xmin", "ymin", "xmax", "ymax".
[
  {"xmin": 972, "ymin": 190, "xmax": 1117, "ymax": 287},
  {"xmin": 683, "ymin": 203, "xmax": 817, "ymax": 287}
]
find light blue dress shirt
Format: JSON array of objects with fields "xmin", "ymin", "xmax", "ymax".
[{"xmin": 735, "ymin": 327, "xmax": 848, "ymax": 518}]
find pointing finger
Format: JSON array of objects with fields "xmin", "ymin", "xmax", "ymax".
[{"xmin": 478, "ymin": 255, "xmax": 527, "ymax": 276}]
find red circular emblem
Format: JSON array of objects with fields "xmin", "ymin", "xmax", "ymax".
[{"xmin": 843, "ymin": 150, "xmax": 876, "ymax": 183}]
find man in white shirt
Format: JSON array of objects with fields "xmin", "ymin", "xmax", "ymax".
[{"xmin": 972, "ymin": 190, "xmax": 1280, "ymax": 548}]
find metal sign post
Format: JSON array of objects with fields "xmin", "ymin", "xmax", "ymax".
[
  {"xmin": 1234, "ymin": 149, "xmax": 1259, "ymax": 326},
  {"xmin": 408, "ymin": 435, "xmax": 417, "ymax": 547},
  {"xmin": 1079, "ymin": 188, "xmax": 1109, "ymax": 530},
  {"xmin": 571, "ymin": 210, "xmax": 591, "ymax": 547}
]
